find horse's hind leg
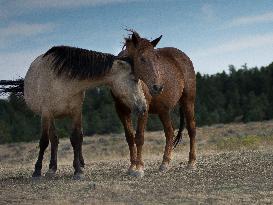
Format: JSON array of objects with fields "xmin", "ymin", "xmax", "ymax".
[
  {"xmin": 32, "ymin": 115, "xmax": 51, "ymax": 177},
  {"xmin": 182, "ymin": 96, "xmax": 196, "ymax": 168},
  {"xmin": 79, "ymin": 144, "xmax": 85, "ymax": 168},
  {"xmin": 114, "ymin": 100, "xmax": 136, "ymax": 175},
  {"xmin": 45, "ymin": 121, "xmax": 59, "ymax": 177},
  {"xmin": 70, "ymin": 110, "xmax": 84, "ymax": 180},
  {"xmin": 159, "ymin": 111, "xmax": 174, "ymax": 172}
]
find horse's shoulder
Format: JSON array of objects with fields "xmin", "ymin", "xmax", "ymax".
[
  {"xmin": 156, "ymin": 47, "xmax": 191, "ymax": 61},
  {"xmin": 156, "ymin": 47, "xmax": 195, "ymax": 80}
]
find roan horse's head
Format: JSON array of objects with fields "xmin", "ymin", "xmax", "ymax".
[
  {"xmin": 119, "ymin": 31, "xmax": 163, "ymax": 96},
  {"xmin": 110, "ymin": 59, "xmax": 147, "ymax": 115}
]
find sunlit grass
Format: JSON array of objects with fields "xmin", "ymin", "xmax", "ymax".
[{"xmin": 215, "ymin": 135, "xmax": 273, "ymax": 150}]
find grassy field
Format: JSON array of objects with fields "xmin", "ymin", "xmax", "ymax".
[{"xmin": 1, "ymin": 121, "xmax": 273, "ymax": 204}]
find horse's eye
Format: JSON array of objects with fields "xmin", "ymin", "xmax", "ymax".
[
  {"xmin": 130, "ymin": 74, "xmax": 139, "ymax": 82},
  {"xmin": 140, "ymin": 57, "xmax": 146, "ymax": 63}
]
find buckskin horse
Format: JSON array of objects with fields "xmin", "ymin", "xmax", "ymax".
[
  {"xmin": 113, "ymin": 31, "xmax": 196, "ymax": 177},
  {"xmin": 0, "ymin": 46, "xmax": 147, "ymax": 179}
]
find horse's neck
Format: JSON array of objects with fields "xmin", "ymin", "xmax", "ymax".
[
  {"xmin": 78, "ymin": 74, "xmax": 114, "ymax": 91},
  {"xmin": 76, "ymin": 78, "xmax": 108, "ymax": 91}
]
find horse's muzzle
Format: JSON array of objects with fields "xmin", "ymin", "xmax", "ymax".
[{"xmin": 133, "ymin": 104, "xmax": 147, "ymax": 116}]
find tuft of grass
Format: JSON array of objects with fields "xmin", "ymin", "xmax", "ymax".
[{"xmin": 216, "ymin": 135, "xmax": 273, "ymax": 150}]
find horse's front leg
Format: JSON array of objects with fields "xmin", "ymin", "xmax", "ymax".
[
  {"xmin": 159, "ymin": 111, "xmax": 174, "ymax": 172},
  {"xmin": 70, "ymin": 111, "xmax": 84, "ymax": 180},
  {"xmin": 134, "ymin": 113, "xmax": 148, "ymax": 177},
  {"xmin": 114, "ymin": 100, "xmax": 137, "ymax": 175},
  {"xmin": 79, "ymin": 145, "xmax": 85, "ymax": 168}
]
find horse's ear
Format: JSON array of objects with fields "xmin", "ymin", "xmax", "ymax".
[
  {"xmin": 150, "ymin": 35, "xmax": 162, "ymax": 47},
  {"xmin": 132, "ymin": 33, "xmax": 139, "ymax": 47}
]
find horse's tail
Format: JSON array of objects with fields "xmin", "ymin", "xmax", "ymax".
[
  {"xmin": 0, "ymin": 79, "xmax": 24, "ymax": 96},
  {"xmin": 173, "ymin": 106, "xmax": 185, "ymax": 148}
]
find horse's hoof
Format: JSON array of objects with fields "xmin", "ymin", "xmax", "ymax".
[
  {"xmin": 127, "ymin": 169, "xmax": 136, "ymax": 176},
  {"xmin": 32, "ymin": 171, "xmax": 42, "ymax": 178},
  {"xmin": 45, "ymin": 169, "xmax": 56, "ymax": 178},
  {"xmin": 131, "ymin": 169, "xmax": 144, "ymax": 178},
  {"xmin": 159, "ymin": 163, "xmax": 169, "ymax": 172},
  {"xmin": 187, "ymin": 162, "xmax": 197, "ymax": 170},
  {"xmin": 127, "ymin": 165, "xmax": 137, "ymax": 176},
  {"xmin": 72, "ymin": 172, "xmax": 84, "ymax": 180}
]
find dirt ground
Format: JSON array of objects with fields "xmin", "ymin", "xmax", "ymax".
[{"xmin": 1, "ymin": 121, "xmax": 273, "ymax": 204}]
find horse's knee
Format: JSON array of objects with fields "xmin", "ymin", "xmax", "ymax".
[
  {"xmin": 187, "ymin": 121, "xmax": 196, "ymax": 137},
  {"xmin": 39, "ymin": 137, "xmax": 49, "ymax": 150},
  {"xmin": 188, "ymin": 129, "xmax": 196, "ymax": 138},
  {"xmin": 165, "ymin": 127, "xmax": 174, "ymax": 137},
  {"xmin": 70, "ymin": 130, "xmax": 82, "ymax": 148},
  {"xmin": 135, "ymin": 133, "xmax": 144, "ymax": 146},
  {"xmin": 125, "ymin": 133, "xmax": 135, "ymax": 146},
  {"xmin": 50, "ymin": 135, "xmax": 59, "ymax": 145}
]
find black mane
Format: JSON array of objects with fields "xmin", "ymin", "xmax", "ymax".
[{"xmin": 43, "ymin": 46, "xmax": 116, "ymax": 79}]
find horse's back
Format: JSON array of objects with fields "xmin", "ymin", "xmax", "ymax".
[
  {"xmin": 156, "ymin": 47, "xmax": 196, "ymax": 100},
  {"xmin": 156, "ymin": 47, "xmax": 195, "ymax": 76}
]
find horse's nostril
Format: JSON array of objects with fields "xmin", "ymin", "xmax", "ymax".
[
  {"xmin": 152, "ymin": 84, "xmax": 158, "ymax": 91},
  {"xmin": 153, "ymin": 84, "xmax": 163, "ymax": 93},
  {"xmin": 134, "ymin": 105, "xmax": 147, "ymax": 116},
  {"xmin": 142, "ymin": 107, "xmax": 147, "ymax": 113},
  {"xmin": 158, "ymin": 86, "xmax": 163, "ymax": 92}
]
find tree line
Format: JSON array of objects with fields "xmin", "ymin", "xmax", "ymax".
[{"xmin": 0, "ymin": 62, "xmax": 273, "ymax": 143}]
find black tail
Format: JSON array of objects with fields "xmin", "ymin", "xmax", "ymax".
[
  {"xmin": 0, "ymin": 79, "xmax": 24, "ymax": 96},
  {"xmin": 173, "ymin": 106, "xmax": 185, "ymax": 148}
]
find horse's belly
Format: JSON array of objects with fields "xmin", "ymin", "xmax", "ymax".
[
  {"xmin": 51, "ymin": 101, "xmax": 71, "ymax": 117},
  {"xmin": 25, "ymin": 85, "xmax": 80, "ymax": 117}
]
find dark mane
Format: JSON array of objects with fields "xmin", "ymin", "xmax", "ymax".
[{"xmin": 43, "ymin": 46, "xmax": 116, "ymax": 79}]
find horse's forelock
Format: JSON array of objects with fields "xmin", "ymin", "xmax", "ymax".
[
  {"xmin": 124, "ymin": 35, "xmax": 153, "ymax": 53},
  {"xmin": 123, "ymin": 29, "xmax": 142, "ymax": 48}
]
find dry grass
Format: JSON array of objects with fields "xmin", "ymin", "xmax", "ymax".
[{"xmin": 1, "ymin": 121, "xmax": 273, "ymax": 204}]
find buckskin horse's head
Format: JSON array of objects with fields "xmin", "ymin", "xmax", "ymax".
[{"xmin": 119, "ymin": 31, "xmax": 164, "ymax": 96}]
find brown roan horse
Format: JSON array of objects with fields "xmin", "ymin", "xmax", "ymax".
[{"xmin": 112, "ymin": 31, "xmax": 196, "ymax": 177}]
